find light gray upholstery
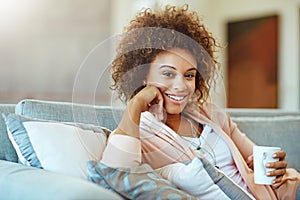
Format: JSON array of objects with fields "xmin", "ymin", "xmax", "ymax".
[
  {"xmin": 15, "ymin": 99, "xmax": 124, "ymax": 131},
  {"xmin": 0, "ymin": 104, "xmax": 18, "ymax": 161},
  {"xmin": 0, "ymin": 160, "xmax": 121, "ymax": 200}
]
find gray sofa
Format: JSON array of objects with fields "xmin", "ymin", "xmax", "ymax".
[{"xmin": 0, "ymin": 99, "xmax": 299, "ymax": 200}]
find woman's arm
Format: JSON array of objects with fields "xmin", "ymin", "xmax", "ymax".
[
  {"xmin": 226, "ymin": 113, "xmax": 255, "ymax": 165},
  {"xmin": 101, "ymin": 85, "xmax": 164, "ymax": 168},
  {"xmin": 100, "ymin": 133, "xmax": 142, "ymax": 167},
  {"xmin": 226, "ymin": 113, "xmax": 288, "ymax": 186},
  {"xmin": 115, "ymin": 85, "xmax": 164, "ymax": 137}
]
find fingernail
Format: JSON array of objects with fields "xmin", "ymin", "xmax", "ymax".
[
  {"xmin": 272, "ymin": 180, "xmax": 276, "ymax": 184},
  {"xmin": 266, "ymin": 163, "xmax": 271, "ymax": 167},
  {"xmin": 273, "ymin": 153, "xmax": 277, "ymax": 157},
  {"xmin": 266, "ymin": 172, "xmax": 271, "ymax": 176}
]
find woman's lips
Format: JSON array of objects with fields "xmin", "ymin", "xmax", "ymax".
[{"xmin": 165, "ymin": 93, "xmax": 188, "ymax": 105}]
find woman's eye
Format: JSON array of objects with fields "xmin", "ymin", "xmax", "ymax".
[
  {"xmin": 163, "ymin": 71, "xmax": 174, "ymax": 77},
  {"xmin": 185, "ymin": 73, "xmax": 196, "ymax": 79}
]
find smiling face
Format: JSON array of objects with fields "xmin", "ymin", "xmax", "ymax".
[{"xmin": 146, "ymin": 48, "xmax": 197, "ymax": 115}]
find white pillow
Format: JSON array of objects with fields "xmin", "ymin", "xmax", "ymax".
[
  {"xmin": 7, "ymin": 121, "xmax": 107, "ymax": 179},
  {"xmin": 156, "ymin": 157, "xmax": 255, "ymax": 199},
  {"xmin": 155, "ymin": 158, "xmax": 231, "ymax": 199}
]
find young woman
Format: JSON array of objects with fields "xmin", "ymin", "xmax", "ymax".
[{"xmin": 100, "ymin": 5, "xmax": 300, "ymax": 199}]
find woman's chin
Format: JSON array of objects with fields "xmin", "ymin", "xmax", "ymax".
[{"xmin": 165, "ymin": 106, "xmax": 185, "ymax": 115}]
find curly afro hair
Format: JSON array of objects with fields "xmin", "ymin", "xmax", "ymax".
[{"xmin": 111, "ymin": 4, "xmax": 220, "ymax": 104}]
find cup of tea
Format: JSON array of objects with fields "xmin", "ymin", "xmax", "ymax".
[{"xmin": 253, "ymin": 145, "xmax": 281, "ymax": 185}]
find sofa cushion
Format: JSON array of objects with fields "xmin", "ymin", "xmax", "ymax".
[
  {"xmin": 2, "ymin": 113, "xmax": 108, "ymax": 179},
  {"xmin": 0, "ymin": 104, "xmax": 18, "ymax": 162},
  {"xmin": 0, "ymin": 160, "xmax": 122, "ymax": 200},
  {"xmin": 156, "ymin": 157, "xmax": 254, "ymax": 199},
  {"xmin": 88, "ymin": 160, "xmax": 196, "ymax": 200}
]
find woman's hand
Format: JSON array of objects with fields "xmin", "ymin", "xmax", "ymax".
[
  {"xmin": 266, "ymin": 151, "xmax": 287, "ymax": 188},
  {"xmin": 247, "ymin": 151, "xmax": 287, "ymax": 188},
  {"xmin": 115, "ymin": 85, "xmax": 164, "ymax": 137},
  {"xmin": 133, "ymin": 84, "xmax": 164, "ymax": 121},
  {"xmin": 246, "ymin": 155, "xmax": 254, "ymax": 170}
]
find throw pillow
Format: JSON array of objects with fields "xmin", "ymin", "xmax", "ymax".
[
  {"xmin": 2, "ymin": 113, "xmax": 108, "ymax": 179},
  {"xmin": 156, "ymin": 157, "xmax": 254, "ymax": 200},
  {"xmin": 87, "ymin": 160, "xmax": 196, "ymax": 200}
]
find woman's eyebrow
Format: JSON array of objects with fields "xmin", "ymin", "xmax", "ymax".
[
  {"xmin": 159, "ymin": 65, "xmax": 197, "ymax": 71},
  {"xmin": 187, "ymin": 68, "xmax": 197, "ymax": 71},
  {"xmin": 159, "ymin": 65, "xmax": 176, "ymax": 70}
]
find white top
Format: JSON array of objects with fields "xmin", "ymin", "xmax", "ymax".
[{"xmin": 182, "ymin": 125, "xmax": 250, "ymax": 193}]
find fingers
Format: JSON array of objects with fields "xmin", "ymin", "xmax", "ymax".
[
  {"xmin": 265, "ymin": 150, "xmax": 287, "ymax": 174},
  {"xmin": 154, "ymin": 86, "xmax": 164, "ymax": 121},
  {"xmin": 268, "ymin": 168, "xmax": 285, "ymax": 186},
  {"xmin": 272, "ymin": 177, "xmax": 283, "ymax": 188},
  {"xmin": 265, "ymin": 166, "xmax": 286, "ymax": 186},
  {"xmin": 149, "ymin": 104, "xmax": 164, "ymax": 121},
  {"xmin": 134, "ymin": 84, "xmax": 161, "ymax": 111},
  {"xmin": 266, "ymin": 160, "xmax": 287, "ymax": 169},
  {"xmin": 140, "ymin": 84, "xmax": 164, "ymax": 121},
  {"xmin": 265, "ymin": 150, "xmax": 287, "ymax": 170},
  {"xmin": 246, "ymin": 155, "xmax": 254, "ymax": 170},
  {"xmin": 265, "ymin": 151, "xmax": 287, "ymax": 186},
  {"xmin": 272, "ymin": 151, "xmax": 286, "ymax": 161},
  {"xmin": 265, "ymin": 159, "xmax": 287, "ymax": 180},
  {"xmin": 272, "ymin": 181, "xmax": 282, "ymax": 189},
  {"xmin": 266, "ymin": 167, "xmax": 286, "ymax": 177},
  {"xmin": 145, "ymin": 84, "xmax": 163, "ymax": 106}
]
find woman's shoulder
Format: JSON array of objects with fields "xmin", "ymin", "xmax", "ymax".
[{"xmin": 183, "ymin": 102, "xmax": 230, "ymax": 130}]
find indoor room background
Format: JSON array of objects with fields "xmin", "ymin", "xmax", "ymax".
[{"xmin": 0, "ymin": 0, "xmax": 299, "ymax": 110}]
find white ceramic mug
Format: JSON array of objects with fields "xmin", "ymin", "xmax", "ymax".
[{"xmin": 253, "ymin": 145, "xmax": 281, "ymax": 185}]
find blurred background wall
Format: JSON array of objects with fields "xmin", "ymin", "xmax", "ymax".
[{"xmin": 0, "ymin": 0, "xmax": 299, "ymax": 110}]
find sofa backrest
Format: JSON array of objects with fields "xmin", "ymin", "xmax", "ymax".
[{"xmin": 15, "ymin": 99, "xmax": 124, "ymax": 131}]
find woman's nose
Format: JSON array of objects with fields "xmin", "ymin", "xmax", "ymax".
[{"xmin": 172, "ymin": 74, "xmax": 188, "ymax": 91}]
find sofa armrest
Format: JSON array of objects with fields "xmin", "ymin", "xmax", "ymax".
[{"xmin": 0, "ymin": 160, "xmax": 121, "ymax": 200}]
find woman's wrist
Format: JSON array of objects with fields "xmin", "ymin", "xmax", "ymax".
[{"xmin": 115, "ymin": 99, "xmax": 143, "ymax": 138}]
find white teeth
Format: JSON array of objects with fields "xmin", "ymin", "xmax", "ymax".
[{"xmin": 168, "ymin": 95, "xmax": 184, "ymax": 101}]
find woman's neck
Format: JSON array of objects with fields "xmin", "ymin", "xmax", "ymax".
[
  {"xmin": 165, "ymin": 113, "xmax": 182, "ymax": 133},
  {"xmin": 165, "ymin": 113, "xmax": 202, "ymax": 137}
]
